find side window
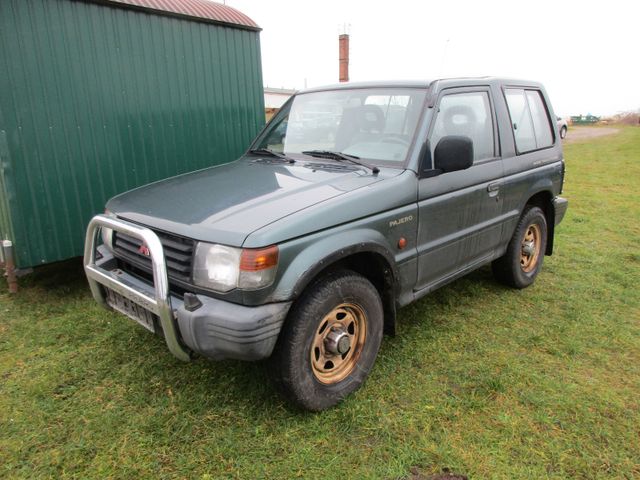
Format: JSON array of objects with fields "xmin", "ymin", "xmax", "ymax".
[
  {"xmin": 526, "ymin": 90, "xmax": 553, "ymax": 148},
  {"xmin": 505, "ymin": 88, "xmax": 554, "ymax": 153},
  {"xmin": 505, "ymin": 89, "xmax": 536, "ymax": 152},
  {"xmin": 430, "ymin": 92, "xmax": 494, "ymax": 163}
]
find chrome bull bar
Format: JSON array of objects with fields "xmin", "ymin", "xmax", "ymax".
[{"xmin": 83, "ymin": 214, "xmax": 191, "ymax": 361}]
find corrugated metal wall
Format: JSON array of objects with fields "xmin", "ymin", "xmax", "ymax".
[{"xmin": 0, "ymin": 0, "xmax": 264, "ymax": 268}]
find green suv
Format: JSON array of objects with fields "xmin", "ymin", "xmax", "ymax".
[{"xmin": 85, "ymin": 78, "xmax": 568, "ymax": 411}]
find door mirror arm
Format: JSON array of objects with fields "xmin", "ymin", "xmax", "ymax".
[
  {"xmin": 420, "ymin": 168, "xmax": 443, "ymax": 178},
  {"xmin": 418, "ymin": 140, "xmax": 441, "ymax": 178}
]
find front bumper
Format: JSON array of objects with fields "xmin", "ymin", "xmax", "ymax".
[
  {"xmin": 84, "ymin": 215, "xmax": 291, "ymax": 361},
  {"xmin": 176, "ymin": 293, "xmax": 290, "ymax": 361}
]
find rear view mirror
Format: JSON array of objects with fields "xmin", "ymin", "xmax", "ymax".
[{"xmin": 434, "ymin": 135, "xmax": 474, "ymax": 173}]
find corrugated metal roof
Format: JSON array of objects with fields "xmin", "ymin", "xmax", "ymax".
[{"xmin": 100, "ymin": 0, "xmax": 260, "ymax": 30}]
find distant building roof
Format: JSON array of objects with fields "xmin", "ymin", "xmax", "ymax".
[
  {"xmin": 99, "ymin": 0, "xmax": 260, "ymax": 31},
  {"xmin": 264, "ymin": 87, "xmax": 297, "ymax": 95},
  {"xmin": 264, "ymin": 87, "xmax": 296, "ymax": 109}
]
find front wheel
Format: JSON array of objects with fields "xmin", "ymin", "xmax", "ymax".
[
  {"xmin": 492, "ymin": 206, "xmax": 548, "ymax": 289},
  {"xmin": 269, "ymin": 270, "xmax": 383, "ymax": 411}
]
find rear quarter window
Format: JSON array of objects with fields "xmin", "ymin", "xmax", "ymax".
[
  {"xmin": 526, "ymin": 90, "xmax": 553, "ymax": 148},
  {"xmin": 505, "ymin": 88, "xmax": 554, "ymax": 153}
]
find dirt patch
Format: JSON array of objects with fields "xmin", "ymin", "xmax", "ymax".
[
  {"xmin": 563, "ymin": 126, "xmax": 620, "ymax": 144},
  {"xmin": 401, "ymin": 467, "xmax": 469, "ymax": 480},
  {"xmin": 421, "ymin": 475, "xmax": 468, "ymax": 480}
]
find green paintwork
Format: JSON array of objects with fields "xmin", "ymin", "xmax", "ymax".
[
  {"xmin": 0, "ymin": 0, "xmax": 264, "ymax": 268},
  {"xmin": 107, "ymin": 158, "xmax": 392, "ymax": 247}
]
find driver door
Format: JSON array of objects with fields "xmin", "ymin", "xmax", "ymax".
[{"xmin": 415, "ymin": 88, "xmax": 504, "ymax": 292}]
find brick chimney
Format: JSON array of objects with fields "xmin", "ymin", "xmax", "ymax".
[{"xmin": 339, "ymin": 34, "xmax": 349, "ymax": 82}]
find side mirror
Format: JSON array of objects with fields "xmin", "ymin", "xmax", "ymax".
[{"xmin": 434, "ymin": 135, "xmax": 474, "ymax": 173}]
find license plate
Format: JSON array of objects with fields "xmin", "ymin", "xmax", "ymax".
[{"xmin": 105, "ymin": 288, "xmax": 156, "ymax": 333}]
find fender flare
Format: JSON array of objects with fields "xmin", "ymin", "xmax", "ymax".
[
  {"xmin": 291, "ymin": 241, "xmax": 399, "ymax": 299},
  {"xmin": 518, "ymin": 183, "xmax": 556, "ymax": 255},
  {"xmin": 271, "ymin": 229, "xmax": 400, "ymax": 333},
  {"xmin": 285, "ymin": 229, "xmax": 397, "ymax": 296}
]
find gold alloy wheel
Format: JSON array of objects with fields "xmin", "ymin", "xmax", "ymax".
[
  {"xmin": 310, "ymin": 302, "xmax": 367, "ymax": 384},
  {"xmin": 520, "ymin": 223, "xmax": 542, "ymax": 273}
]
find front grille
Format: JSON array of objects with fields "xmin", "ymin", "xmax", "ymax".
[{"xmin": 113, "ymin": 230, "xmax": 194, "ymax": 282}]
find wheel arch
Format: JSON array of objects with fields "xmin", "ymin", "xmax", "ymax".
[
  {"xmin": 287, "ymin": 242, "xmax": 399, "ymax": 336},
  {"xmin": 524, "ymin": 190, "xmax": 555, "ymax": 255}
]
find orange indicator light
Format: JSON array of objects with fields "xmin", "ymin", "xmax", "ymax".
[{"xmin": 240, "ymin": 245, "xmax": 279, "ymax": 271}]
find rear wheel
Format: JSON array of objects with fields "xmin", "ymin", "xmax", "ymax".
[
  {"xmin": 492, "ymin": 206, "xmax": 548, "ymax": 289},
  {"xmin": 560, "ymin": 126, "xmax": 567, "ymax": 139},
  {"xmin": 270, "ymin": 270, "xmax": 383, "ymax": 411}
]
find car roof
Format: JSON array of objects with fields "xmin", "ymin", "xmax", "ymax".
[
  {"xmin": 298, "ymin": 77, "xmax": 544, "ymax": 94},
  {"xmin": 300, "ymin": 80, "xmax": 433, "ymax": 93}
]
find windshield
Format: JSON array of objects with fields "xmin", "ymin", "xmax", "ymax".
[{"xmin": 254, "ymin": 88, "xmax": 427, "ymax": 166}]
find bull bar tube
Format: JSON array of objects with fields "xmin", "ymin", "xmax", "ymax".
[{"xmin": 83, "ymin": 214, "xmax": 191, "ymax": 361}]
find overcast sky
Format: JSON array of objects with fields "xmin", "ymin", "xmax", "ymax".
[{"xmin": 228, "ymin": 0, "xmax": 639, "ymax": 117}]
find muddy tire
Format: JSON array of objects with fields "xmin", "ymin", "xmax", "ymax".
[
  {"xmin": 270, "ymin": 270, "xmax": 383, "ymax": 411},
  {"xmin": 492, "ymin": 206, "xmax": 548, "ymax": 289}
]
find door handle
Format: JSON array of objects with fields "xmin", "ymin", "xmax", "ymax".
[{"xmin": 487, "ymin": 182, "xmax": 500, "ymax": 192}]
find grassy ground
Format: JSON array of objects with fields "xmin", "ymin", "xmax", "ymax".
[{"xmin": 1, "ymin": 127, "xmax": 639, "ymax": 479}]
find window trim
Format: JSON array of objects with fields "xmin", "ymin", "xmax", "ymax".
[
  {"xmin": 426, "ymin": 86, "xmax": 500, "ymax": 169},
  {"xmin": 503, "ymin": 86, "xmax": 556, "ymax": 156}
]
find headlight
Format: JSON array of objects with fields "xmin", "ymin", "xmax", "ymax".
[{"xmin": 193, "ymin": 243, "xmax": 278, "ymax": 292}]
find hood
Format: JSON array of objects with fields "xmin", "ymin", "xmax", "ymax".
[{"xmin": 107, "ymin": 157, "xmax": 397, "ymax": 246}]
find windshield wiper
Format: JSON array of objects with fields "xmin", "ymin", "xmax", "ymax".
[
  {"xmin": 301, "ymin": 150, "xmax": 379, "ymax": 174},
  {"xmin": 249, "ymin": 148, "xmax": 295, "ymax": 164}
]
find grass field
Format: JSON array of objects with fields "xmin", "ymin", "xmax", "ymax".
[{"xmin": 1, "ymin": 127, "xmax": 639, "ymax": 479}]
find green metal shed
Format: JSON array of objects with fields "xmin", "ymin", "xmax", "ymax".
[{"xmin": 0, "ymin": 0, "xmax": 264, "ymax": 276}]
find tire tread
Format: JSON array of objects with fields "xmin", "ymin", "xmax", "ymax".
[
  {"xmin": 269, "ymin": 270, "xmax": 383, "ymax": 411},
  {"xmin": 492, "ymin": 206, "xmax": 547, "ymax": 289}
]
